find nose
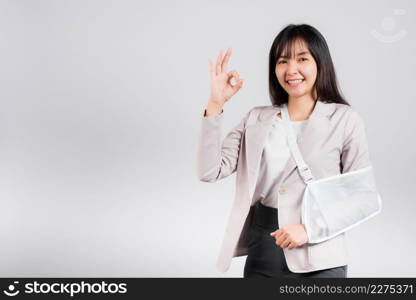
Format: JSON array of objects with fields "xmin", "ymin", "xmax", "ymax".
[{"xmin": 286, "ymin": 60, "xmax": 300, "ymax": 76}]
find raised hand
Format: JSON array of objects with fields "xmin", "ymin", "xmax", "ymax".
[{"xmin": 208, "ymin": 48, "xmax": 244, "ymax": 107}]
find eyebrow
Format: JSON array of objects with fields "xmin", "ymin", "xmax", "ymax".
[{"xmin": 279, "ymin": 51, "xmax": 310, "ymax": 59}]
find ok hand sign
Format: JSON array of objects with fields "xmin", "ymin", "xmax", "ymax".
[{"xmin": 208, "ymin": 48, "xmax": 244, "ymax": 107}]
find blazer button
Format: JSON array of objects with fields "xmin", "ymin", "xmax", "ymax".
[{"xmin": 279, "ymin": 187, "xmax": 287, "ymax": 195}]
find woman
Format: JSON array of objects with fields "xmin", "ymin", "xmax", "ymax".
[{"xmin": 197, "ymin": 24, "xmax": 373, "ymax": 278}]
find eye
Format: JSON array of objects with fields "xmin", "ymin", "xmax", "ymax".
[
  {"xmin": 299, "ymin": 57, "xmax": 308, "ymax": 62},
  {"xmin": 278, "ymin": 60, "xmax": 286, "ymax": 64}
]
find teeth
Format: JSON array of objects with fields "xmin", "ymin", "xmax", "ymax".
[{"xmin": 287, "ymin": 79, "xmax": 303, "ymax": 84}]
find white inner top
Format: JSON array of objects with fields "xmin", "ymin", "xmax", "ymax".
[{"xmin": 253, "ymin": 114, "xmax": 308, "ymax": 209}]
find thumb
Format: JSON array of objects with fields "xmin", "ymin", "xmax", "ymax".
[{"xmin": 270, "ymin": 229, "xmax": 282, "ymax": 237}]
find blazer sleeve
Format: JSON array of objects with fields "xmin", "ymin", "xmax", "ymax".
[
  {"xmin": 196, "ymin": 108, "xmax": 253, "ymax": 182},
  {"xmin": 340, "ymin": 109, "xmax": 371, "ymax": 173}
]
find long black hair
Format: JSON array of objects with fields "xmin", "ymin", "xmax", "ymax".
[{"xmin": 269, "ymin": 24, "xmax": 349, "ymax": 106}]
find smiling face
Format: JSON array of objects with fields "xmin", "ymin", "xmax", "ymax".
[{"xmin": 275, "ymin": 38, "xmax": 318, "ymax": 100}]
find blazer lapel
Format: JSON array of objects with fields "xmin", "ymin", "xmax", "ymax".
[{"xmin": 245, "ymin": 106, "xmax": 280, "ymax": 200}]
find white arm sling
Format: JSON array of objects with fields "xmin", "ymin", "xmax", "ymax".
[{"xmin": 280, "ymin": 104, "xmax": 382, "ymax": 244}]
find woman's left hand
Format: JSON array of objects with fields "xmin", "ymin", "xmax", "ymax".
[{"xmin": 270, "ymin": 224, "xmax": 309, "ymax": 250}]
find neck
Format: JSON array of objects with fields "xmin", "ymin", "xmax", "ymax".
[{"xmin": 287, "ymin": 94, "xmax": 317, "ymax": 121}]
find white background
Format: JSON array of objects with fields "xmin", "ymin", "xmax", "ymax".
[{"xmin": 0, "ymin": 0, "xmax": 414, "ymax": 277}]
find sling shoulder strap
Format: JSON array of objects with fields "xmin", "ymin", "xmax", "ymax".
[{"xmin": 280, "ymin": 103, "xmax": 314, "ymax": 184}]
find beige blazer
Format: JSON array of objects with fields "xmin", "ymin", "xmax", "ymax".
[{"xmin": 196, "ymin": 100, "xmax": 371, "ymax": 273}]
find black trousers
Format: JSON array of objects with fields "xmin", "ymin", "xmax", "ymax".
[{"xmin": 243, "ymin": 201, "xmax": 348, "ymax": 278}]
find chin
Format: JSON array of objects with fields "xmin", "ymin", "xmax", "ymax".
[{"xmin": 287, "ymin": 91, "xmax": 307, "ymax": 98}]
